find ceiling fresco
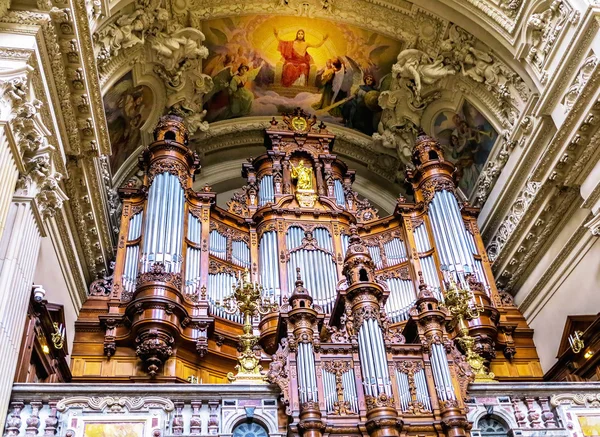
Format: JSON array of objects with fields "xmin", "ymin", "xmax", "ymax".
[
  {"xmin": 95, "ymin": 3, "xmax": 530, "ymax": 211},
  {"xmin": 103, "ymin": 72, "xmax": 153, "ymax": 172},
  {"xmin": 201, "ymin": 15, "xmax": 402, "ymax": 137},
  {"xmin": 433, "ymin": 100, "xmax": 499, "ymax": 198}
]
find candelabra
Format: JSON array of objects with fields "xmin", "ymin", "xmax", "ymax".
[
  {"xmin": 569, "ymin": 330, "xmax": 585, "ymax": 354},
  {"xmin": 218, "ymin": 269, "xmax": 279, "ymax": 383},
  {"xmin": 51, "ymin": 322, "xmax": 65, "ymax": 350},
  {"xmin": 444, "ymin": 278, "xmax": 495, "ymax": 383}
]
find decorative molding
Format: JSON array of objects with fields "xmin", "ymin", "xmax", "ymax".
[
  {"xmin": 551, "ymin": 392, "xmax": 600, "ymax": 407},
  {"xmin": 487, "ymin": 180, "xmax": 543, "ymax": 263},
  {"xmin": 584, "ymin": 213, "xmax": 600, "ymax": 236},
  {"xmin": 56, "ymin": 396, "xmax": 175, "ymax": 413}
]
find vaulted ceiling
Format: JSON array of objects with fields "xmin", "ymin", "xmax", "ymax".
[
  {"xmin": 2, "ymin": 0, "xmax": 598, "ymax": 324},
  {"xmin": 95, "ymin": 0, "xmax": 550, "ymax": 209},
  {"xmin": 91, "ymin": 0, "xmax": 600, "ymax": 295}
]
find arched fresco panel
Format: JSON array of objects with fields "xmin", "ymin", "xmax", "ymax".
[
  {"xmin": 201, "ymin": 15, "xmax": 402, "ymax": 137},
  {"xmin": 432, "ymin": 99, "xmax": 498, "ymax": 198},
  {"xmin": 103, "ymin": 71, "xmax": 154, "ymax": 172}
]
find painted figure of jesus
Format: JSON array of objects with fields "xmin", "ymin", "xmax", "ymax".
[{"xmin": 274, "ymin": 28, "xmax": 328, "ymax": 87}]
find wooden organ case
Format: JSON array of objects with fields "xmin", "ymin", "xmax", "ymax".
[{"xmin": 72, "ymin": 111, "xmax": 542, "ymax": 436}]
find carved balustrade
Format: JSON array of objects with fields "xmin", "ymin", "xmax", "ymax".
[
  {"xmin": 4, "ymin": 384, "xmax": 281, "ymax": 437},
  {"xmin": 467, "ymin": 382, "xmax": 600, "ymax": 436}
]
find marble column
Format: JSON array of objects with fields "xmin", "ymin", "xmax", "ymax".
[
  {"xmin": 0, "ymin": 65, "xmax": 65, "ymax": 429},
  {"xmin": 0, "ymin": 199, "xmax": 43, "ymax": 427}
]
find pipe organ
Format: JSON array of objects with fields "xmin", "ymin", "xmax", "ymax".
[{"xmin": 75, "ymin": 111, "xmax": 542, "ymax": 437}]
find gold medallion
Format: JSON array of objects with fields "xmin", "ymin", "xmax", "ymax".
[{"xmin": 291, "ymin": 116, "xmax": 308, "ymax": 132}]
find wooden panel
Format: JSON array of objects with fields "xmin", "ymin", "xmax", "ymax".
[
  {"xmin": 82, "ymin": 360, "xmax": 102, "ymax": 376},
  {"xmin": 115, "ymin": 360, "xmax": 136, "ymax": 376}
]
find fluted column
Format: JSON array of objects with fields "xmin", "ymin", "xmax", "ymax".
[
  {"xmin": 0, "ymin": 65, "xmax": 66, "ymax": 429},
  {"xmin": 0, "ymin": 66, "xmax": 29, "ymax": 236},
  {"xmin": 0, "ymin": 200, "xmax": 42, "ymax": 427}
]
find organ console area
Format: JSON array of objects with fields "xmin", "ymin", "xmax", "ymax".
[{"xmin": 72, "ymin": 110, "xmax": 542, "ymax": 436}]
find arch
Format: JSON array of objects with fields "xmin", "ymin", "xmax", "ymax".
[
  {"xmin": 164, "ymin": 131, "xmax": 177, "ymax": 141},
  {"xmin": 220, "ymin": 406, "xmax": 281, "ymax": 436},
  {"xmin": 232, "ymin": 421, "xmax": 268, "ymax": 437},
  {"xmin": 469, "ymin": 405, "xmax": 519, "ymax": 431},
  {"xmin": 97, "ymin": 0, "xmax": 541, "ymax": 84},
  {"xmin": 476, "ymin": 414, "xmax": 510, "ymax": 437},
  {"xmin": 359, "ymin": 268, "xmax": 369, "ymax": 282}
]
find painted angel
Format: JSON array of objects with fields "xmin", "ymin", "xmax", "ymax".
[
  {"xmin": 314, "ymin": 56, "xmax": 363, "ymax": 117},
  {"xmin": 203, "ymin": 62, "xmax": 264, "ymax": 121}
]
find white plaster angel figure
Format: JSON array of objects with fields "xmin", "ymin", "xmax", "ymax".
[
  {"xmin": 95, "ymin": 0, "xmax": 160, "ymax": 65},
  {"xmin": 527, "ymin": 0, "xmax": 562, "ymax": 48},
  {"xmin": 392, "ymin": 49, "xmax": 455, "ymax": 98},
  {"xmin": 440, "ymin": 25, "xmax": 499, "ymax": 86},
  {"xmin": 148, "ymin": 10, "xmax": 209, "ymax": 81}
]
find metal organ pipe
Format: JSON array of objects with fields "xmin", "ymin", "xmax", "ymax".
[
  {"xmin": 465, "ymin": 230, "xmax": 489, "ymax": 288},
  {"xmin": 296, "ymin": 342, "xmax": 318, "ymax": 403},
  {"xmin": 357, "ymin": 320, "xmax": 391, "ymax": 397},
  {"xmin": 232, "ymin": 240, "xmax": 250, "ymax": 269},
  {"xmin": 141, "ymin": 172, "xmax": 185, "ymax": 273},
  {"xmin": 395, "ymin": 369, "xmax": 411, "ymax": 411},
  {"xmin": 323, "ymin": 369, "xmax": 335, "ymax": 412},
  {"xmin": 259, "ymin": 175, "xmax": 275, "ymax": 206},
  {"xmin": 334, "ymin": 179, "xmax": 345, "ymax": 207},
  {"xmin": 341, "ymin": 234, "xmax": 349, "ymax": 258},
  {"xmin": 368, "ymin": 319, "xmax": 385, "ymax": 393},
  {"xmin": 438, "ymin": 343, "xmax": 455, "ymax": 400},
  {"xmin": 122, "ymin": 211, "xmax": 143, "ymax": 295},
  {"xmin": 383, "ymin": 238, "xmax": 407, "ymax": 266},
  {"xmin": 358, "ymin": 327, "xmax": 374, "ymax": 396},
  {"xmin": 413, "ymin": 223, "xmax": 432, "ymax": 253},
  {"xmin": 385, "ymin": 278, "xmax": 416, "ymax": 322},
  {"xmin": 185, "ymin": 213, "xmax": 202, "ymax": 296},
  {"xmin": 259, "ymin": 231, "xmax": 280, "ymax": 302},
  {"xmin": 429, "ymin": 197, "xmax": 462, "ymax": 273},
  {"xmin": 420, "ymin": 256, "xmax": 442, "ymax": 300},
  {"xmin": 368, "ymin": 246, "xmax": 383, "ymax": 270},
  {"xmin": 441, "ymin": 191, "xmax": 473, "ymax": 273},
  {"xmin": 429, "ymin": 343, "xmax": 456, "ymax": 401},
  {"xmin": 322, "ymin": 368, "xmax": 359, "ymax": 414},
  {"xmin": 209, "ymin": 230, "xmax": 227, "ymax": 261},
  {"xmin": 415, "ymin": 368, "xmax": 432, "ymax": 411},
  {"xmin": 314, "ymin": 228, "xmax": 334, "ymax": 252},
  {"xmin": 428, "ymin": 190, "xmax": 477, "ymax": 281},
  {"xmin": 342, "ymin": 368, "xmax": 359, "ymax": 413},
  {"xmin": 207, "ymin": 273, "xmax": 241, "ymax": 323},
  {"xmin": 286, "ymin": 227, "xmax": 337, "ymax": 313}
]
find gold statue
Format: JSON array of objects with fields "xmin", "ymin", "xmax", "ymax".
[{"xmin": 290, "ymin": 160, "xmax": 314, "ymax": 191}]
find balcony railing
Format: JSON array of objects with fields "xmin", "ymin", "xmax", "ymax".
[
  {"xmin": 468, "ymin": 382, "xmax": 600, "ymax": 436},
  {"xmin": 4, "ymin": 383, "xmax": 281, "ymax": 437}
]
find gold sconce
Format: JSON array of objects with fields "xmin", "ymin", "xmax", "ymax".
[
  {"xmin": 569, "ymin": 330, "xmax": 584, "ymax": 354},
  {"xmin": 51, "ymin": 322, "xmax": 65, "ymax": 350}
]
